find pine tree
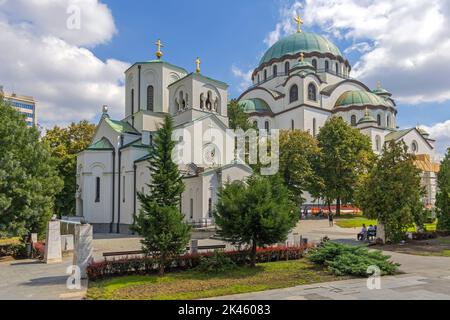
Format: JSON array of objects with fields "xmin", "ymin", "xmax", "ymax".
[
  {"xmin": 214, "ymin": 175, "xmax": 297, "ymax": 267},
  {"xmin": 227, "ymin": 99, "xmax": 255, "ymax": 131},
  {"xmin": 0, "ymin": 98, "xmax": 63, "ymax": 238},
  {"xmin": 437, "ymin": 148, "xmax": 450, "ymax": 231},
  {"xmin": 133, "ymin": 115, "xmax": 191, "ymax": 276}
]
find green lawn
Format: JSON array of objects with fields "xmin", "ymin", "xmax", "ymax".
[
  {"xmin": 87, "ymin": 259, "xmax": 346, "ymax": 300},
  {"xmin": 335, "ymin": 217, "xmax": 437, "ymax": 232}
]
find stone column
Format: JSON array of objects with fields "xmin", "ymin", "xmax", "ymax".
[
  {"xmin": 190, "ymin": 239, "xmax": 199, "ymax": 254},
  {"xmin": 73, "ymin": 224, "xmax": 93, "ymax": 279},
  {"xmin": 44, "ymin": 220, "xmax": 62, "ymax": 264}
]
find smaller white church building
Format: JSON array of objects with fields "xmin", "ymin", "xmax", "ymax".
[{"xmin": 76, "ymin": 44, "xmax": 252, "ymax": 233}]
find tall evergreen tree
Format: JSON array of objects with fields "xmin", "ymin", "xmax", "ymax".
[
  {"xmin": 311, "ymin": 117, "xmax": 374, "ymax": 215},
  {"xmin": 437, "ymin": 148, "xmax": 450, "ymax": 231},
  {"xmin": 0, "ymin": 98, "xmax": 63, "ymax": 238},
  {"xmin": 355, "ymin": 141, "xmax": 426, "ymax": 242},
  {"xmin": 42, "ymin": 121, "xmax": 95, "ymax": 217},
  {"xmin": 133, "ymin": 115, "xmax": 191, "ymax": 276},
  {"xmin": 214, "ymin": 175, "xmax": 297, "ymax": 267}
]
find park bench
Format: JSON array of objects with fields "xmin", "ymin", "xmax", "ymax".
[{"xmin": 102, "ymin": 244, "xmax": 227, "ymax": 259}]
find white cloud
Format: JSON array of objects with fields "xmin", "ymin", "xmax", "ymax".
[
  {"xmin": 301, "ymin": 0, "xmax": 450, "ymax": 104},
  {"xmin": 422, "ymin": 121, "xmax": 450, "ymax": 159},
  {"xmin": 0, "ymin": 0, "xmax": 128, "ymax": 128},
  {"xmin": 231, "ymin": 65, "xmax": 253, "ymax": 92},
  {"xmin": 344, "ymin": 42, "xmax": 372, "ymax": 54},
  {"xmin": 264, "ymin": 1, "xmax": 303, "ymax": 47}
]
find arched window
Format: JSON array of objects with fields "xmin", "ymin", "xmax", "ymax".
[
  {"xmin": 291, "ymin": 119, "xmax": 295, "ymax": 130},
  {"xmin": 375, "ymin": 135, "xmax": 381, "ymax": 151},
  {"xmin": 200, "ymin": 93, "xmax": 205, "ymax": 109},
  {"xmin": 325, "ymin": 60, "xmax": 329, "ymax": 71},
  {"xmin": 335, "ymin": 63, "xmax": 339, "ymax": 74},
  {"xmin": 264, "ymin": 69, "xmax": 267, "ymax": 81},
  {"xmin": 411, "ymin": 141, "xmax": 419, "ymax": 153},
  {"xmin": 289, "ymin": 84, "xmax": 298, "ymax": 103},
  {"xmin": 253, "ymin": 120, "xmax": 258, "ymax": 128},
  {"xmin": 257, "ymin": 75, "xmax": 260, "ymax": 84},
  {"xmin": 131, "ymin": 89, "xmax": 135, "ymax": 114},
  {"xmin": 387, "ymin": 115, "xmax": 391, "ymax": 128},
  {"xmin": 285, "ymin": 61, "xmax": 290, "ymax": 74},
  {"xmin": 273, "ymin": 65, "xmax": 278, "ymax": 77},
  {"xmin": 308, "ymin": 83, "xmax": 317, "ymax": 101},
  {"xmin": 312, "ymin": 59, "xmax": 317, "ymax": 69},
  {"xmin": 147, "ymin": 86, "xmax": 154, "ymax": 111},
  {"xmin": 95, "ymin": 177, "xmax": 100, "ymax": 203},
  {"xmin": 313, "ymin": 118, "xmax": 317, "ymax": 137},
  {"xmin": 377, "ymin": 114, "xmax": 382, "ymax": 126},
  {"xmin": 265, "ymin": 121, "xmax": 270, "ymax": 131},
  {"xmin": 351, "ymin": 115, "xmax": 357, "ymax": 127}
]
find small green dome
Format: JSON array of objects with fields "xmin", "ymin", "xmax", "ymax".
[
  {"xmin": 260, "ymin": 32, "xmax": 344, "ymax": 65},
  {"xmin": 239, "ymin": 98, "xmax": 271, "ymax": 113},
  {"xmin": 372, "ymin": 87, "xmax": 392, "ymax": 97},
  {"xmin": 358, "ymin": 114, "xmax": 377, "ymax": 125},
  {"xmin": 292, "ymin": 60, "xmax": 315, "ymax": 71},
  {"xmin": 335, "ymin": 90, "xmax": 391, "ymax": 108}
]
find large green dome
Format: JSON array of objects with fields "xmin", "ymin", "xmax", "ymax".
[
  {"xmin": 259, "ymin": 32, "xmax": 344, "ymax": 65},
  {"xmin": 335, "ymin": 90, "xmax": 391, "ymax": 108}
]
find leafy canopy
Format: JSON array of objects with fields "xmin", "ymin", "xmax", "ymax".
[
  {"xmin": 42, "ymin": 121, "xmax": 95, "ymax": 217},
  {"xmin": 437, "ymin": 148, "xmax": 450, "ymax": 231},
  {"xmin": 0, "ymin": 98, "xmax": 63, "ymax": 238},
  {"xmin": 355, "ymin": 141, "xmax": 426, "ymax": 242},
  {"xmin": 311, "ymin": 116, "xmax": 374, "ymax": 212}
]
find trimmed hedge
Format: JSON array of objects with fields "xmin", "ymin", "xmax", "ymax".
[{"xmin": 87, "ymin": 245, "xmax": 308, "ymax": 281}]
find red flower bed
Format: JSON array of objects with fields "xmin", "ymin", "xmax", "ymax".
[{"xmin": 87, "ymin": 245, "xmax": 309, "ymax": 281}]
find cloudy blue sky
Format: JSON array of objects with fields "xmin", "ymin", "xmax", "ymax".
[{"xmin": 0, "ymin": 0, "xmax": 449, "ymax": 156}]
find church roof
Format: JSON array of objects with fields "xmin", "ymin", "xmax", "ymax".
[
  {"xmin": 125, "ymin": 60, "xmax": 188, "ymax": 74},
  {"xmin": 384, "ymin": 128, "xmax": 415, "ymax": 142},
  {"xmin": 334, "ymin": 90, "xmax": 391, "ymax": 109},
  {"xmin": 168, "ymin": 72, "xmax": 228, "ymax": 89},
  {"xmin": 259, "ymin": 32, "xmax": 344, "ymax": 65},
  {"xmin": 87, "ymin": 137, "xmax": 114, "ymax": 151},
  {"xmin": 239, "ymin": 98, "xmax": 271, "ymax": 113},
  {"xmin": 105, "ymin": 118, "xmax": 140, "ymax": 135}
]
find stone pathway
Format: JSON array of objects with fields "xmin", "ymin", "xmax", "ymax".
[
  {"xmin": 208, "ymin": 252, "xmax": 450, "ymax": 300},
  {"xmin": 0, "ymin": 256, "xmax": 87, "ymax": 300}
]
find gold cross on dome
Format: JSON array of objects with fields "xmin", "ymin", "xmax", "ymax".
[
  {"xmin": 300, "ymin": 52, "xmax": 305, "ymax": 62},
  {"xmin": 155, "ymin": 39, "xmax": 164, "ymax": 59},
  {"xmin": 294, "ymin": 14, "xmax": 304, "ymax": 33},
  {"xmin": 195, "ymin": 57, "xmax": 201, "ymax": 74}
]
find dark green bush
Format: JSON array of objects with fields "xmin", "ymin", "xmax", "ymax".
[
  {"xmin": 308, "ymin": 242, "xmax": 399, "ymax": 277},
  {"xmin": 196, "ymin": 251, "xmax": 237, "ymax": 273}
]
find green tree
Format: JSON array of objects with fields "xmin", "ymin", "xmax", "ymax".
[
  {"xmin": 279, "ymin": 130, "xmax": 319, "ymax": 205},
  {"xmin": 355, "ymin": 141, "xmax": 426, "ymax": 242},
  {"xmin": 0, "ymin": 98, "xmax": 63, "ymax": 238},
  {"xmin": 42, "ymin": 121, "xmax": 95, "ymax": 217},
  {"xmin": 214, "ymin": 175, "xmax": 297, "ymax": 267},
  {"xmin": 437, "ymin": 148, "xmax": 450, "ymax": 231},
  {"xmin": 133, "ymin": 115, "xmax": 191, "ymax": 276},
  {"xmin": 228, "ymin": 99, "xmax": 254, "ymax": 131},
  {"xmin": 312, "ymin": 117, "xmax": 374, "ymax": 215}
]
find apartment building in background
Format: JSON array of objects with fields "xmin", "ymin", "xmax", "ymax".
[{"xmin": 0, "ymin": 86, "xmax": 37, "ymax": 127}]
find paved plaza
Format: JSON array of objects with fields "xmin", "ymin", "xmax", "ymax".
[{"xmin": 1, "ymin": 219, "xmax": 450, "ymax": 300}]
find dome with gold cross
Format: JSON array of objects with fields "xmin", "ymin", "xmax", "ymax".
[{"xmin": 260, "ymin": 31, "xmax": 345, "ymax": 66}]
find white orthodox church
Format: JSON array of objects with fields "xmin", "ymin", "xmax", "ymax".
[{"xmin": 76, "ymin": 18, "xmax": 440, "ymax": 233}]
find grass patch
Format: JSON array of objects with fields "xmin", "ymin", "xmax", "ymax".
[
  {"xmin": 335, "ymin": 218, "xmax": 437, "ymax": 232},
  {"xmin": 87, "ymin": 259, "xmax": 345, "ymax": 300}
]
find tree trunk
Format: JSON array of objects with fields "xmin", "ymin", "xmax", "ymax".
[
  {"xmin": 336, "ymin": 197, "xmax": 341, "ymax": 216},
  {"xmin": 250, "ymin": 240, "xmax": 257, "ymax": 268},
  {"xmin": 159, "ymin": 254, "xmax": 165, "ymax": 276}
]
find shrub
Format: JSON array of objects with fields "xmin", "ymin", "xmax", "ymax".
[
  {"xmin": 196, "ymin": 251, "xmax": 237, "ymax": 273},
  {"xmin": 87, "ymin": 245, "xmax": 307, "ymax": 281},
  {"xmin": 308, "ymin": 242, "xmax": 399, "ymax": 277}
]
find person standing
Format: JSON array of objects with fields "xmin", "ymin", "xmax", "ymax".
[{"xmin": 328, "ymin": 212, "xmax": 334, "ymax": 227}]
